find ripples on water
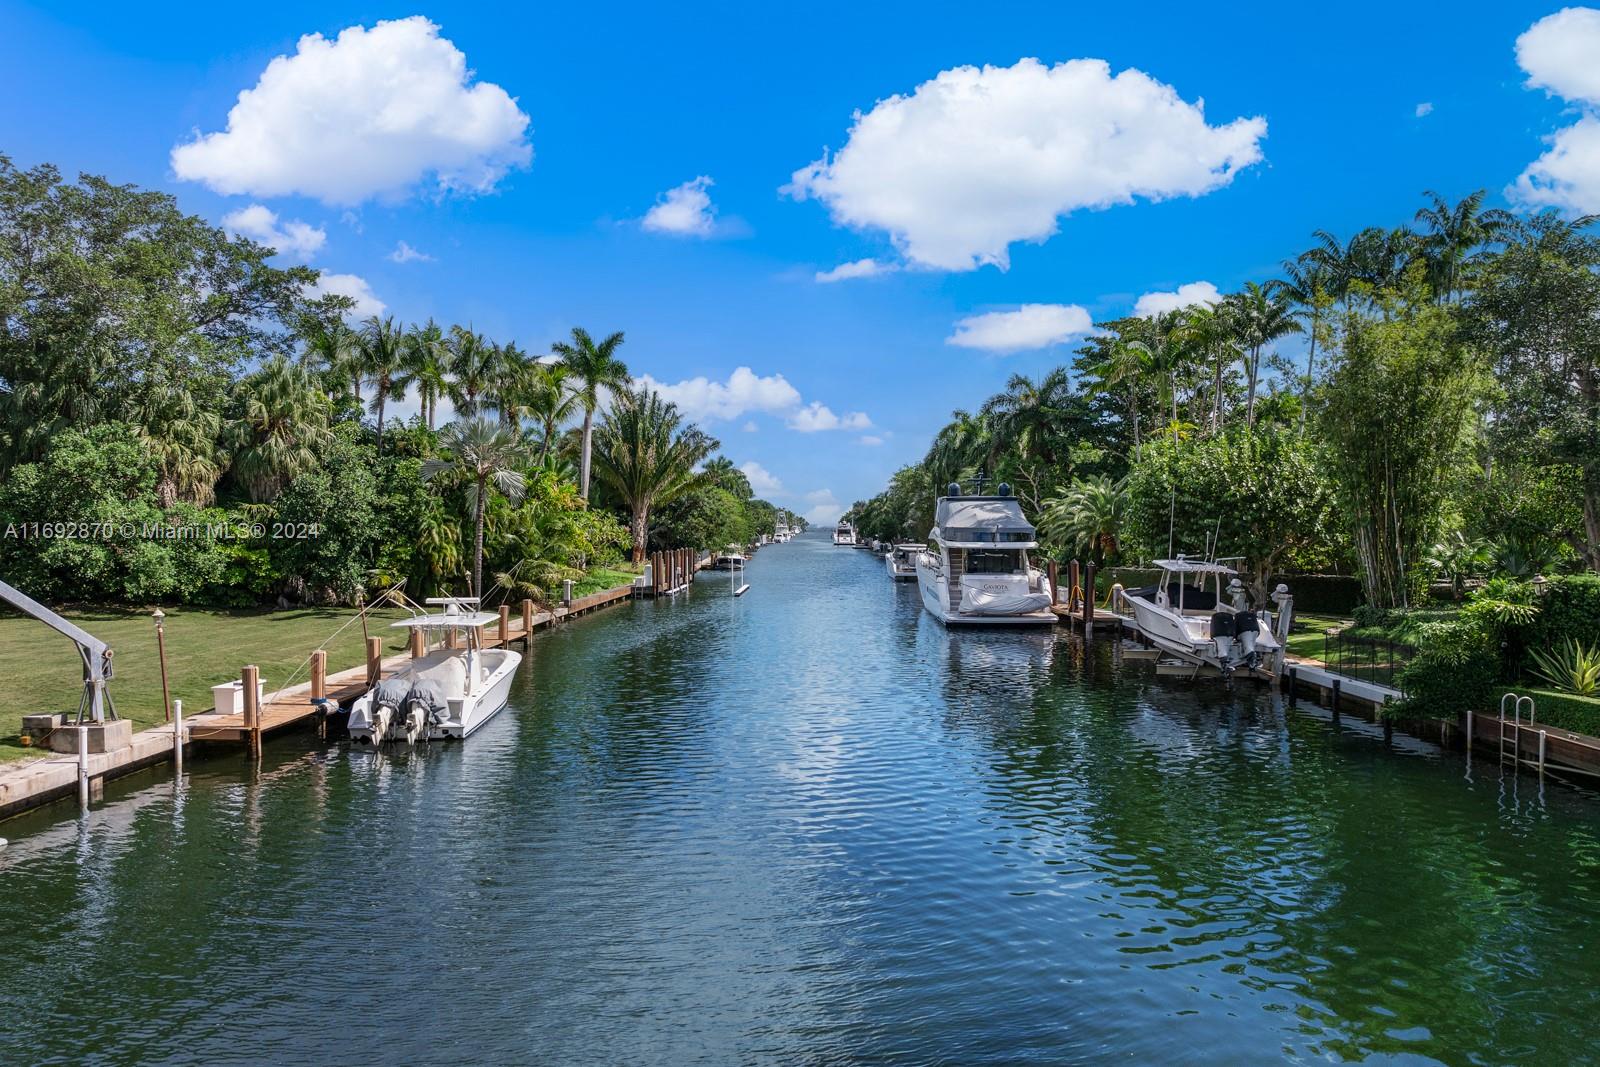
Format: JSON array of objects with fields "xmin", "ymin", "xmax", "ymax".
[{"xmin": 3, "ymin": 537, "xmax": 1600, "ymax": 1065}]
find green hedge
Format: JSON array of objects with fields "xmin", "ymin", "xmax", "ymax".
[
  {"xmin": 1093, "ymin": 568, "xmax": 1360, "ymax": 615},
  {"xmin": 1497, "ymin": 687, "xmax": 1600, "ymax": 738},
  {"xmin": 1528, "ymin": 575, "xmax": 1600, "ymax": 649}
]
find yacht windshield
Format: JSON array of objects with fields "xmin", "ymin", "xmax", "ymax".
[{"xmin": 965, "ymin": 549, "xmax": 1024, "ymax": 575}]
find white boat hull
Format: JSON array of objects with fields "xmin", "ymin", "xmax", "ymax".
[
  {"xmin": 915, "ymin": 554, "xmax": 1055, "ymax": 626},
  {"xmin": 348, "ymin": 647, "xmax": 521, "ymax": 745},
  {"xmin": 1123, "ymin": 595, "xmax": 1281, "ymax": 675}
]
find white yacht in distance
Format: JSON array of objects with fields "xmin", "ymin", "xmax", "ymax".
[
  {"xmin": 1116, "ymin": 558, "xmax": 1293, "ymax": 676},
  {"xmin": 773, "ymin": 521, "xmax": 792, "ymax": 543},
  {"xmin": 833, "ymin": 521, "xmax": 856, "ymax": 545},
  {"xmin": 915, "ymin": 483, "xmax": 1055, "ymax": 626},
  {"xmin": 346, "ymin": 598, "xmax": 521, "ymax": 744},
  {"xmin": 713, "ymin": 544, "xmax": 748, "ymax": 570},
  {"xmin": 886, "ymin": 543, "xmax": 922, "ymax": 581}
]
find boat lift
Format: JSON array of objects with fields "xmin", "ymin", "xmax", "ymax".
[
  {"xmin": 0, "ymin": 578, "xmax": 118, "ymax": 723},
  {"xmin": 731, "ymin": 554, "xmax": 749, "ymax": 598}
]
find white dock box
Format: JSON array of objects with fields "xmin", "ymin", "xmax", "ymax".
[{"xmin": 212, "ymin": 679, "xmax": 266, "ymax": 715}]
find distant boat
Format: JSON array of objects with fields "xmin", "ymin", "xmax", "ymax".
[
  {"xmin": 886, "ymin": 543, "xmax": 921, "ymax": 581},
  {"xmin": 347, "ymin": 598, "xmax": 520, "ymax": 744},
  {"xmin": 1119, "ymin": 558, "xmax": 1290, "ymax": 676},
  {"xmin": 833, "ymin": 521, "xmax": 855, "ymax": 546},
  {"xmin": 915, "ymin": 483, "xmax": 1055, "ymax": 626},
  {"xmin": 712, "ymin": 544, "xmax": 748, "ymax": 570}
]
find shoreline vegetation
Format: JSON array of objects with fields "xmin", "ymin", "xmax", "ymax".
[
  {"xmin": 0, "ymin": 156, "xmax": 803, "ymax": 754},
  {"xmin": 847, "ymin": 190, "xmax": 1600, "ymax": 730}
]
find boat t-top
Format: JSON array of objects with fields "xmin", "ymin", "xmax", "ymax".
[
  {"xmin": 346, "ymin": 597, "xmax": 521, "ymax": 745},
  {"xmin": 915, "ymin": 483, "xmax": 1055, "ymax": 626},
  {"xmin": 886, "ymin": 543, "xmax": 922, "ymax": 581},
  {"xmin": 1114, "ymin": 558, "xmax": 1293, "ymax": 676},
  {"xmin": 833, "ymin": 521, "xmax": 856, "ymax": 546}
]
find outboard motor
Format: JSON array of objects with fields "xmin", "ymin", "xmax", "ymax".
[
  {"xmin": 1211, "ymin": 610, "xmax": 1239, "ymax": 669},
  {"xmin": 400, "ymin": 679, "xmax": 449, "ymax": 744},
  {"xmin": 360, "ymin": 677, "xmax": 411, "ymax": 744},
  {"xmin": 1235, "ymin": 610, "xmax": 1260, "ymax": 669}
]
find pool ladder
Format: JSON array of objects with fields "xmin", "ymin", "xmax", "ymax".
[{"xmin": 1497, "ymin": 693, "xmax": 1548, "ymax": 777}]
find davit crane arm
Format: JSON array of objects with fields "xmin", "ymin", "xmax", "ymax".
[{"xmin": 0, "ymin": 578, "xmax": 118, "ymax": 723}]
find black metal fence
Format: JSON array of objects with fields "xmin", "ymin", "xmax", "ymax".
[{"xmin": 1322, "ymin": 628, "xmax": 1415, "ymax": 693}]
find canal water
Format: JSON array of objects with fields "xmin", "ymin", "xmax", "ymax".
[{"xmin": 3, "ymin": 534, "xmax": 1599, "ymax": 1065}]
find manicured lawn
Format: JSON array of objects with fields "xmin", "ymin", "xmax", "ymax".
[
  {"xmin": 572, "ymin": 564, "xmax": 642, "ymax": 599},
  {"xmin": 0, "ymin": 603, "xmax": 411, "ymax": 763},
  {"xmin": 1283, "ymin": 613, "xmax": 1352, "ymax": 663}
]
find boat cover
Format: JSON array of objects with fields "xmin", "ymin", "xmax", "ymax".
[
  {"xmin": 961, "ymin": 586, "xmax": 1052, "ymax": 616},
  {"xmin": 933, "ymin": 497, "xmax": 1036, "ymax": 544},
  {"xmin": 405, "ymin": 678, "xmax": 450, "ymax": 724}
]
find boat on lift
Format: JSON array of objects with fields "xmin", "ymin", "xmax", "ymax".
[
  {"xmin": 712, "ymin": 544, "xmax": 748, "ymax": 570},
  {"xmin": 346, "ymin": 598, "xmax": 521, "ymax": 744},
  {"xmin": 915, "ymin": 483, "xmax": 1055, "ymax": 626},
  {"xmin": 886, "ymin": 543, "xmax": 922, "ymax": 581},
  {"xmin": 1115, "ymin": 558, "xmax": 1293, "ymax": 677},
  {"xmin": 833, "ymin": 521, "xmax": 856, "ymax": 546}
]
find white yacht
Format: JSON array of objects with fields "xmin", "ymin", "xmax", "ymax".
[
  {"xmin": 915, "ymin": 484, "xmax": 1055, "ymax": 626},
  {"xmin": 773, "ymin": 521, "xmax": 792, "ymax": 543},
  {"xmin": 346, "ymin": 598, "xmax": 521, "ymax": 744},
  {"xmin": 886, "ymin": 543, "xmax": 921, "ymax": 581},
  {"xmin": 1115, "ymin": 558, "xmax": 1293, "ymax": 676},
  {"xmin": 833, "ymin": 521, "xmax": 856, "ymax": 546}
]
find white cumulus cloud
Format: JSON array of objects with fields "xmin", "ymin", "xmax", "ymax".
[
  {"xmin": 1512, "ymin": 8, "xmax": 1600, "ymax": 214},
  {"xmin": 740, "ymin": 461, "xmax": 783, "ymax": 495},
  {"xmin": 859, "ymin": 434, "xmax": 885, "ymax": 446},
  {"xmin": 172, "ymin": 16, "xmax": 531, "ymax": 204},
  {"xmin": 814, "ymin": 258, "xmax": 895, "ymax": 283},
  {"xmin": 1415, "ymin": 101, "xmax": 1434, "ymax": 118},
  {"xmin": 308, "ymin": 272, "xmax": 386, "ymax": 319},
  {"xmin": 1517, "ymin": 7, "xmax": 1600, "ymax": 105},
  {"xmin": 802, "ymin": 489, "xmax": 844, "ymax": 526},
  {"xmin": 785, "ymin": 57, "xmax": 1266, "ymax": 271},
  {"xmin": 1132, "ymin": 281, "xmax": 1221, "ymax": 318},
  {"xmin": 222, "ymin": 203, "xmax": 326, "ymax": 260},
  {"xmin": 642, "ymin": 176, "xmax": 717, "ymax": 236},
  {"xmin": 635, "ymin": 367, "xmax": 802, "ymax": 423},
  {"xmin": 946, "ymin": 304, "xmax": 1093, "ymax": 353},
  {"xmin": 788, "ymin": 402, "xmax": 872, "ymax": 432},
  {"xmin": 389, "ymin": 240, "xmax": 432, "ymax": 263}
]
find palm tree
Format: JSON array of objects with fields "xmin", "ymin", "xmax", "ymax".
[
  {"xmin": 1083, "ymin": 337, "xmax": 1153, "ymax": 455},
  {"xmin": 493, "ymin": 342, "xmax": 533, "ymax": 427},
  {"xmin": 923, "ymin": 408, "xmax": 991, "ymax": 490},
  {"xmin": 1275, "ymin": 257, "xmax": 1332, "ymax": 432},
  {"xmin": 549, "ymin": 327, "xmax": 628, "ymax": 499},
  {"xmin": 422, "ymin": 418, "xmax": 528, "ymax": 599},
  {"xmin": 298, "ymin": 316, "xmax": 363, "ymax": 405},
  {"xmin": 139, "ymin": 384, "xmax": 222, "ymax": 507},
  {"xmin": 1225, "ymin": 282, "xmax": 1302, "ymax": 429},
  {"xmin": 1414, "ymin": 189, "xmax": 1511, "ymax": 302},
  {"xmin": 513, "ymin": 362, "xmax": 580, "ymax": 462},
  {"xmin": 359, "ymin": 315, "xmax": 406, "ymax": 455},
  {"xmin": 446, "ymin": 326, "xmax": 504, "ymax": 418},
  {"xmin": 227, "ymin": 357, "xmax": 333, "ymax": 502},
  {"xmin": 402, "ymin": 319, "xmax": 450, "ymax": 431},
  {"xmin": 980, "ymin": 368, "xmax": 1072, "ymax": 468},
  {"xmin": 1172, "ymin": 304, "xmax": 1236, "ymax": 432},
  {"xmin": 591, "ymin": 386, "xmax": 716, "ymax": 562},
  {"xmin": 1040, "ymin": 476, "xmax": 1128, "ymax": 565}
]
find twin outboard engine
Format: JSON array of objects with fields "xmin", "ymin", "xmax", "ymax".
[
  {"xmin": 350, "ymin": 677, "xmax": 449, "ymax": 745},
  {"xmin": 1211, "ymin": 579, "xmax": 1263, "ymax": 675}
]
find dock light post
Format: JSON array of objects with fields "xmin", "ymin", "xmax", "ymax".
[{"xmin": 153, "ymin": 608, "xmax": 172, "ymax": 723}]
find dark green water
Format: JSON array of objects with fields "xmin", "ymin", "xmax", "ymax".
[{"xmin": 3, "ymin": 534, "xmax": 1599, "ymax": 1065}]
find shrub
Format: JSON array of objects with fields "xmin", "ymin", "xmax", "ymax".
[
  {"xmin": 1528, "ymin": 639, "xmax": 1600, "ymax": 696},
  {"xmin": 1396, "ymin": 616, "xmax": 1499, "ymax": 719},
  {"xmin": 1529, "ymin": 575, "xmax": 1600, "ymax": 651}
]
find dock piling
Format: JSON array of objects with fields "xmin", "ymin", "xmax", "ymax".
[
  {"xmin": 173, "ymin": 699, "xmax": 184, "ymax": 776},
  {"xmin": 499, "ymin": 604, "xmax": 511, "ymax": 645},
  {"xmin": 242, "ymin": 664, "xmax": 261, "ymax": 760},
  {"xmin": 521, "ymin": 599, "xmax": 533, "ymax": 643},
  {"xmin": 365, "ymin": 637, "xmax": 382, "ymax": 687},
  {"xmin": 1048, "ymin": 561, "xmax": 1059, "ymax": 605},
  {"xmin": 77, "ymin": 725, "xmax": 89, "ymax": 810}
]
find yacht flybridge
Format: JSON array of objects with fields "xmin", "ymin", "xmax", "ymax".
[
  {"xmin": 1116, "ymin": 558, "xmax": 1294, "ymax": 677},
  {"xmin": 833, "ymin": 521, "xmax": 856, "ymax": 546},
  {"xmin": 886, "ymin": 543, "xmax": 921, "ymax": 581},
  {"xmin": 346, "ymin": 597, "xmax": 520, "ymax": 745},
  {"xmin": 915, "ymin": 484, "xmax": 1055, "ymax": 626}
]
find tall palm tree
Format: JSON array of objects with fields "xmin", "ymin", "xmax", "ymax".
[
  {"xmin": 227, "ymin": 357, "xmax": 333, "ymax": 503},
  {"xmin": 980, "ymin": 368, "xmax": 1073, "ymax": 468},
  {"xmin": 493, "ymin": 342, "xmax": 533, "ymax": 428},
  {"xmin": 1414, "ymin": 189, "xmax": 1511, "ymax": 302},
  {"xmin": 549, "ymin": 327, "xmax": 629, "ymax": 499},
  {"xmin": 513, "ymin": 362, "xmax": 580, "ymax": 462},
  {"xmin": 1275, "ymin": 256, "xmax": 1332, "ymax": 432},
  {"xmin": 1083, "ymin": 337, "xmax": 1153, "ymax": 455},
  {"xmin": 298, "ymin": 317, "xmax": 363, "ymax": 405},
  {"xmin": 591, "ymin": 386, "xmax": 716, "ymax": 562},
  {"xmin": 359, "ymin": 315, "xmax": 406, "ymax": 455},
  {"xmin": 1172, "ymin": 304, "xmax": 1236, "ymax": 432},
  {"xmin": 422, "ymin": 418, "xmax": 528, "ymax": 598},
  {"xmin": 402, "ymin": 319, "xmax": 450, "ymax": 432},
  {"xmin": 923, "ymin": 408, "xmax": 991, "ymax": 490},
  {"xmin": 1225, "ymin": 282, "xmax": 1302, "ymax": 429},
  {"xmin": 446, "ymin": 326, "xmax": 504, "ymax": 418}
]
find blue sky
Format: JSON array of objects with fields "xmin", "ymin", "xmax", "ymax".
[{"xmin": 0, "ymin": 2, "xmax": 1589, "ymax": 522}]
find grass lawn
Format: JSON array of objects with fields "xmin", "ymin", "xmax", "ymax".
[
  {"xmin": 0, "ymin": 603, "xmax": 410, "ymax": 764},
  {"xmin": 1283, "ymin": 613, "xmax": 1352, "ymax": 663},
  {"xmin": 572, "ymin": 563, "xmax": 642, "ymax": 599}
]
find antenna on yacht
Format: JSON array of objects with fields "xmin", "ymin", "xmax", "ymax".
[{"xmin": 1166, "ymin": 487, "xmax": 1177, "ymax": 559}]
